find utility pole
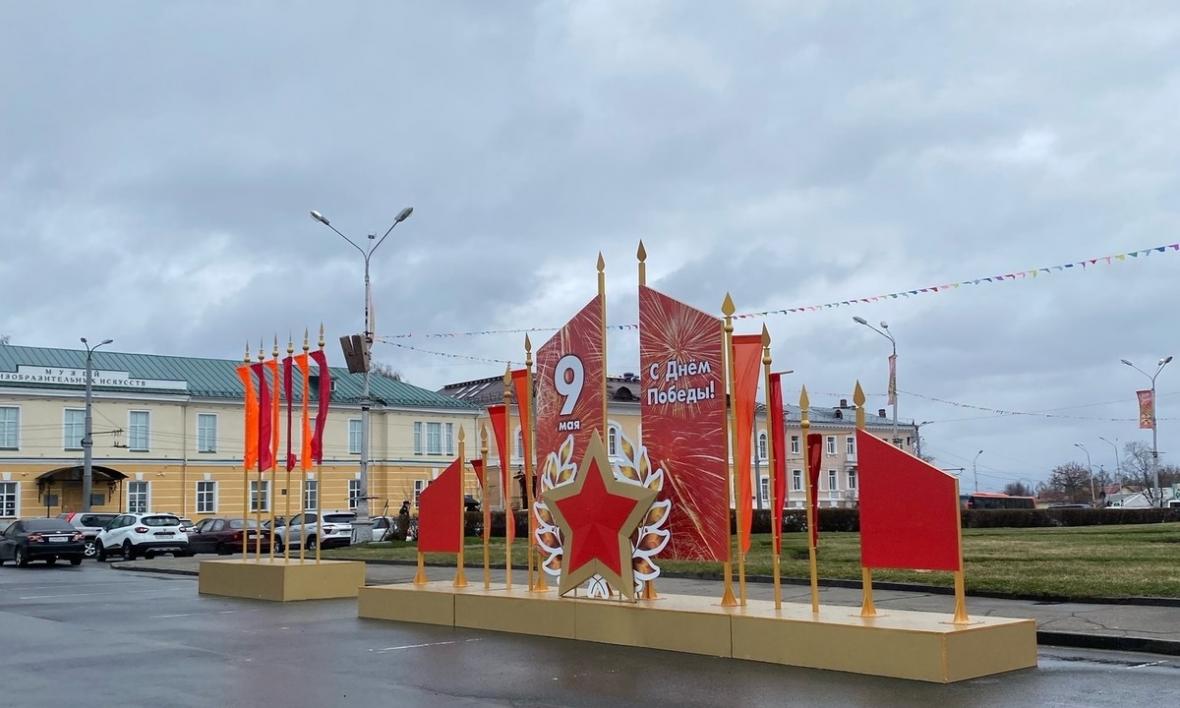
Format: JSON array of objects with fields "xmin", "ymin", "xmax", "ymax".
[
  {"xmin": 80, "ymin": 337, "xmax": 113, "ymax": 512},
  {"xmin": 311, "ymin": 206, "xmax": 413, "ymax": 543},
  {"xmin": 972, "ymin": 449, "xmax": 983, "ymax": 494}
]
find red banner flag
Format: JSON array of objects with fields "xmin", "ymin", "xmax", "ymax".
[
  {"xmin": 639, "ymin": 285, "xmax": 728, "ymax": 561},
  {"xmin": 471, "ymin": 458, "xmax": 485, "ymax": 490},
  {"xmin": 283, "ymin": 357, "xmax": 295, "ymax": 472},
  {"xmin": 510, "ymin": 368, "xmax": 535, "ymax": 534},
  {"xmin": 417, "ymin": 458, "xmax": 463, "ymax": 554},
  {"xmin": 236, "ymin": 364, "xmax": 259, "ymax": 469},
  {"xmin": 857, "ymin": 429, "xmax": 961, "ymax": 572},
  {"xmin": 309, "ymin": 350, "xmax": 331, "ymax": 464},
  {"xmin": 1138, "ymin": 389, "xmax": 1155, "ymax": 429},
  {"xmin": 887, "ymin": 354, "xmax": 898, "ymax": 406},
  {"xmin": 266, "ymin": 358, "xmax": 280, "ymax": 472},
  {"xmin": 535, "ymin": 295, "xmax": 605, "ymax": 473},
  {"xmin": 806, "ymin": 433, "xmax": 823, "ymax": 547},
  {"xmin": 768, "ymin": 372, "xmax": 787, "ymax": 554},
  {"xmin": 252, "ymin": 362, "xmax": 273, "ymax": 471},
  {"xmin": 731, "ymin": 333, "xmax": 762, "ymax": 554},
  {"xmin": 488, "ymin": 403, "xmax": 514, "ymax": 543},
  {"xmin": 294, "ymin": 353, "xmax": 312, "ymax": 471}
]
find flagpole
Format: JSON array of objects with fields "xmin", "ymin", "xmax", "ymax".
[
  {"xmin": 720, "ymin": 294, "xmax": 738, "ymax": 607},
  {"xmin": 299, "ymin": 329, "xmax": 310, "ymax": 564},
  {"xmin": 761, "ymin": 326, "xmax": 781, "ymax": 609},
  {"xmin": 255, "ymin": 340, "xmax": 264, "ymax": 562},
  {"xmin": 269, "ymin": 336, "xmax": 279, "ymax": 562},
  {"xmin": 284, "ymin": 336, "xmax": 294, "ymax": 563},
  {"xmin": 854, "ymin": 381, "xmax": 877, "ymax": 617},
  {"xmin": 502, "ymin": 366, "xmax": 513, "ymax": 591},
  {"xmin": 454, "ymin": 427, "xmax": 468, "ymax": 588},
  {"xmin": 800, "ymin": 386, "xmax": 819, "ymax": 614},
  {"xmin": 481, "ymin": 425, "xmax": 491, "ymax": 590},
  {"xmin": 638, "ymin": 242, "xmax": 658, "ymax": 601},
  {"xmin": 598, "ymin": 253, "xmax": 612, "ymax": 600},
  {"xmin": 242, "ymin": 342, "xmax": 252, "ymax": 562},
  {"xmin": 315, "ymin": 325, "xmax": 324, "ymax": 565},
  {"xmin": 952, "ymin": 478, "xmax": 970, "ymax": 624},
  {"xmin": 524, "ymin": 335, "xmax": 547, "ymax": 592}
]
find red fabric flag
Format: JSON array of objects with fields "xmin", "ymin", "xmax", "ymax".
[
  {"xmin": 471, "ymin": 458, "xmax": 485, "ymax": 490},
  {"xmin": 266, "ymin": 359, "xmax": 280, "ymax": 472},
  {"xmin": 294, "ymin": 353, "xmax": 312, "ymax": 471},
  {"xmin": 768, "ymin": 372, "xmax": 787, "ymax": 554},
  {"xmin": 417, "ymin": 458, "xmax": 463, "ymax": 554},
  {"xmin": 857, "ymin": 429, "xmax": 962, "ymax": 572},
  {"xmin": 236, "ymin": 364, "xmax": 259, "ymax": 469},
  {"xmin": 639, "ymin": 285, "xmax": 728, "ymax": 561},
  {"xmin": 806, "ymin": 433, "xmax": 823, "ymax": 547},
  {"xmin": 309, "ymin": 350, "xmax": 331, "ymax": 464},
  {"xmin": 511, "ymin": 368, "xmax": 534, "ymax": 536},
  {"xmin": 488, "ymin": 403, "xmax": 514, "ymax": 543},
  {"xmin": 1138, "ymin": 389, "xmax": 1155, "ymax": 429},
  {"xmin": 283, "ymin": 356, "xmax": 295, "ymax": 472},
  {"xmin": 731, "ymin": 333, "xmax": 763, "ymax": 554},
  {"xmin": 252, "ymin": 362, "xmax": 273, "ymax": 471}
]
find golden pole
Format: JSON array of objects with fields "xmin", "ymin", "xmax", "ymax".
[
  {"xmin": 413, "ymin": 551, "xmax": 428, "ymax": 585},
  {"xmin": 481, "ymin": 425, "xmax": 491, "ymax": 589},
  {"xmin": 952, "ymin": 478, "xmax": 970, "ymax": 624},
  {"xmin": 800, "ymin": 386, "xmax": 819, "ymax": 614},
  {"xmin": 854, "ymin": 381, "xmax": 876, "ymax": 617},
  {"xmin": 502, "ymin": 365, "xmax": 513, "ymax": 591},
  {"xmin": 524, "ymin": 335, "xmax": 547, "ymax": 592},
  {"xmin": 300, "ymin": 330, "xmax": 309, "ymax": 564},
  {"xmin": 638, "ymin": 242, "xmax": 658, "ymax": 601},
  {"xmin": 283, "ymin": 336, "xmax": 294, "ymax": 563},
  {"xmin": 242, "ymin": 342, "xmax": 251, "ymax": 562},
  {"xmin": 454, "ymin": 427, "xmax": 468, "ymax": 588},
  {"xmin": 315, "ymin": 324, "xmax": 324, "ymax": 565},
  {"xmin": 269, "ymin": 336, "xmax": 279, "ymax": 562},
  {"xmin": 720, "ymin": 294, "xmax": 739, "ymax": 607},
  {"xmin": 761, "ymin": 326, "xmax": 781, "ymax": 609},
  {"xmin": 599, "ymin": 253, "xmax": 614, "ymax": 601},
  {"xmin": 255, "ymin": 340, "xmax": 264, "ymax": 562}
]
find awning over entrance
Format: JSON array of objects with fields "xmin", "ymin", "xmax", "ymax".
[{"xmin": 36, "ymin": 466, "xmax": 128, "ymax": 484}]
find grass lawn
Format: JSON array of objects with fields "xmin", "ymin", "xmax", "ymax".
[{"xmin": 323, "ymin": 523, "xmax": 1180, "ymax": 599}]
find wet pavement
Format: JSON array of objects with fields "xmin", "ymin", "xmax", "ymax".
[{"xmin": 3, "ymin": 562, "xmax": 1179, "ymax": 707}]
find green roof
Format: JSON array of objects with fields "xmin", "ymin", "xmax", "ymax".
[{"xmin": 0, "ymin": 344, "xmax": 476, "ymax": 411}]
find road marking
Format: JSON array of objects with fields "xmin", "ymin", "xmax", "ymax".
[
  {"xmin": 18, "ymin": 588, "xmax": 186, "ymax": 600},
  {"xmin": 371, "ymin": 638, "xmax": 481, "ymax": 653}
]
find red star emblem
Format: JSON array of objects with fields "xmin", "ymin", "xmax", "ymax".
[{"xmin": 541, "ymin": 431, "xmax": 656, "ymax": 600}]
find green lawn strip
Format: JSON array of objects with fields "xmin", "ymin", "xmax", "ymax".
[{"xmin": 322, "ymin": 523, "xmax": 1180, "ymax": 599}]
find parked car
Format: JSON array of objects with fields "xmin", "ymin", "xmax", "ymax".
[
  {"xmin": 273, "ymin": 511, "xmax": 355, "ymax": 552},
  {"xmin": 95, "ymin": 513, "xmax": 191, "ymax": 561},
  {"xmin": 58, "ymin": 511, "xmax": 119, "ymax": 559},
  {"xmin": 0, "ymin": 518, "xmax": 86, "ymax": 567},
  {"xmin": 370, "ymin": 515, "xmax": 396, "ymax": 542},
  {"xmin": 187, "ymin": 517, "xmax": 271, "ymax": 554}
]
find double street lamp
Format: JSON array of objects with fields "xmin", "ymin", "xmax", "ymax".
[
  {"xmin": 1120, "ymin": 356, "xmax": 1173, "ymax": 507},
  {"xmin": 310, "ymin": 206, "xmax": 414, "ymax": 543},
  {"xmin": 852, "ymin": 317, "xmax": 898, "ymax": 445},
  {"xmin": 1073, "ymin": 442, "xmax": 1097, "ymax": 506},
  {"xmin": 80, "ymin": 337, "xmax": 114, "ymax": 512}
]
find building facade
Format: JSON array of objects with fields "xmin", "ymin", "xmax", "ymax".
[{"xmin": 0, "ymin": 344, "xmax": 480, "ymax": 522}]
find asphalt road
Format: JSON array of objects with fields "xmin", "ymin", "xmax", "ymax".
[{"xmin": 2, "ymin": 563, "xmax": 1178, "ymax": 708}]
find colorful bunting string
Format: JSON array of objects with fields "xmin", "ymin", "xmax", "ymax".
[
  {"xmin": 378, "ymin": 338, "xmax": 523, "ymax": 367},
  {"xmin": 386, "ymin": 242, "xmax": 1179, "ymax": 338}
]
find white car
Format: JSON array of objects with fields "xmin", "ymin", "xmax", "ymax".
[
  {"xmin": 95, "ymin": 513, "xmax": 191, "ymax": 561},
  {"xmin": 273, "ymin": 511, "xmax": 355, "ymax": 553}
]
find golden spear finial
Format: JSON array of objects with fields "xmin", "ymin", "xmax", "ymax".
[
  {"xmin": 244, "ymin": 341, "xmax": 251, "ymax": 363},
  {"xmin": 303, "ymin": 328, "xmax": 310, "ymax": 353},
  {"xmin": 503, "ymin": 363, "xmax": 513, "ymax": 401},
  {"xmin": 854, "ymin": 380, "xmax": 866, "ymax": 430},
  {"xmin": 318, "ymin": 323, "xmax": 325, "ymax": 349},
  {"xmin": 458, "ymin": 425, "xmax": 466, "ymax": 443},
  {"xmin": 637, "ymin": 241, "xmax": 647, "ymax": 287},
  {"xmin": 287, "ymin": 333, "xmax": 294, "ymax": 355},
  {"xmin": 722, "ymin": 292, "xmax": 736, "ymax": 317},
  {"xmin": 597, "ymin": 252, "xmax": 606, "ymax": 273},
  {"xmin": 800, "ymin": 385, "xmax": 810, "ymax": 424},
  {"xmin": 272, "ymin": 335, "xmax": 279, "ymax": 359},
  {"xmin": 257, "ymin": 339, "xmax": 265, "ymax": 362}
]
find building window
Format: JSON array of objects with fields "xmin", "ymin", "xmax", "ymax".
[
  {"xmin": 427, "ymin": 422, "xmax": 442, "ymax": 455},
  {"xmin": 414, "ymin": 480, "xmax": 425, "ymax": 509},
  {"xmin": 128, "ymin": 481, "xmax": 150, "ymax": 513},
  {"xmin": 790, "ymin": 435, "xmax": 799, "ymax": 454},
  {"xmin": 0, "ymin": 406, "xmax": 19, "ymax": 449},
  {"xmin": 757, "ymin": 432, "xmax": 768, "ymax": 460},
  {"xmin": 791, "ymin": 470, "xmax": 802, "ymax": 492},
  {"xmin": 64, "ymin": 408, "xmax": 85, "ymax": 450},
  {"xmin": 303, "ymin": 479, "xmax": 318, "ymax": 511},
  {"xmin": 0, "ymin": 481, "xmax": 19, "ymax": 517},
  {"xmin": 129, "ymin": 411, "xmax": 150, "ymax": 451},
  {"xmin": 515, "ymin": 429, "xmax": 524, "ymax": 459},
  {"xmin": 250, "ymin": 480, "xmax": 270, "ymax": 512},
  {"xmin": 348, "ymin": 419, "xmax": 363, "ymax": 454},
  {"xmin": 827, "ymin": 470, "xmax": 838, "ymax": 491},
  {"xmin": 848, "ymin": 470, "xmax": 857, "ymax": 490},
  {"xmin": 759, "ymin": 476, "xmax": 769, "ymax": 503},
  {"xmin": 349, "ymin": 479, "xmax": 362, "ymax": 510},
  {"xmin": 608, "ymin": 426, "xmax": 618, "ymax": 456},
  {"xmin": 413, "ymin": 422, "xmax": 423, "ymax": 455},
  {"xmin": 846, "ymin": 436, "xmax": 855, "ymax": 458},
  {"xmin": 197, "ymin": 414, "xmax": 217, "ymax": 453},
  {"xmin": 826, "ymin": 436, "xmax": 836, "ymax": 456},
  {"xmin": 445, "ymin": 422, "xmax": 454, "ymax": 456},
  {"xmin": 196, "ymin": 480, "xmax": 217, "ymax": 513}
]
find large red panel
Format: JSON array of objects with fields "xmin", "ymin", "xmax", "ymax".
[
  {"xmin": 535, "ymin": 295, "xmax": 605, "ymax": 472},
  {"xmin": 417, "ymin": 458, "xmax": 463, "ymax": 554},
  {"xmin": 857, "ymin": 430, "xmax": 962, "ymax": 572}
]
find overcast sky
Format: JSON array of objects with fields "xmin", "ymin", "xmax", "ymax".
[{"xmin": 2, "ymin": 2, "xmax": 1178, "ymax": 489}]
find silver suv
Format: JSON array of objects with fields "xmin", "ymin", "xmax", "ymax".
[
  {"xmin": 58, "ymin": 512, "xmax": 119, "ymax": 559},
  {"xmin": 273, "ymin": 511, "xmax": 355, "ymax": 553}
]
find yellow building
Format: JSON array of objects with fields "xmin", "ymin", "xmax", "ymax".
[
  {"xmin": 438, "ymin": 374, "xmax": 919, "ymax": 510},
  {"xmin": 0, "ymin": 343, "xmax": 479, "ymax": 522}
]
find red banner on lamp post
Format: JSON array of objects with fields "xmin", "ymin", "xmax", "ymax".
[{"xmin": 1138, "ymin": 389, "xmax": 1155, "ymax": 429}]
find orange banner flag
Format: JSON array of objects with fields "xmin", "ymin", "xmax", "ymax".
[
  {"xmin": 236, "ymin": 364, "xmax": 259, "ymax": 469},
  {"xmin": 294, "ymin": 353, "xmax": 312, "ymax": 471},
  {"xmin": 266, "ymin": 358, "xmax": 280, "ymax": 472},
  {"xmin": 731, "ymin": 333, "xmax": 763, "ymax": 554}
]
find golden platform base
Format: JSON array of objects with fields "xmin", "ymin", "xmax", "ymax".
[
  {"xmin": 357, "ymin": 582, "xmax": 1037, "ymax": 683},
  {"xmin": 198, "ymin": 558, "xmax": 366, "ymax": 602}
]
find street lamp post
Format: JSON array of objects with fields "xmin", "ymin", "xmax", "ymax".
[
  {"xmin": 1074, "ymin": 442, "xmax": 1096, "ymax": 506},
  {"xmin": 80, "ymin": 337, "xmax": 114, "ymax": 513},
  {"xmin": 915, "ymin": 420, "xmax": 934, "ymax": 460},
  {"xmin": 311, "ymin": 206, "xmax": 413, "ymax": 543},
  {"xmin": 1098, "ymin": 435, "xmax": 1121, "ymax": 482},
  {"xmin": 852, "ymin": 317, "xmax": 898, "ymax": 445},
  {"xmin": 972, "ymin": 449, "xmax": 983, "ymax": 494},
  {"xmin": 1120, "ymin": 356, "xmax": 1173, "ymax": 507}
]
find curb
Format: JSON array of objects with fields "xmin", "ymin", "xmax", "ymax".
[{"xmin": 110, "ymin": 563, "xmax": 198, "ymax": 577}]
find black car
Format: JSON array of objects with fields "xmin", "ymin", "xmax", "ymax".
[{"xmin": 0, "ymin": 518, "xmax": 86, "ymax": 567}]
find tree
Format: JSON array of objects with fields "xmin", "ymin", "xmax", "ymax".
[
  {"xmin": 1003, "ymin": 481, "xmax": 1033, "ymax": 497},
  {"xmin": 0, "ymin": 334, "xmax": 9, "ymax": 345},
  {"xmin": 1120, "ymin": 441, "xmax": 1180, "ymax": 505},
  {"xmin": 1043, "ymin": 462, "xmax": 1093, "ymax": 504},
  {"xmin": 371, "ymin": 361, "xmax": 403, "ymax": 381}
]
